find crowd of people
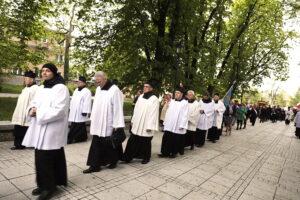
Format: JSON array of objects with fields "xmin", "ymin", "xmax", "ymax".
[{"xmin": 9, "ymin": 63, "xmax": 300, "ymax": 200}]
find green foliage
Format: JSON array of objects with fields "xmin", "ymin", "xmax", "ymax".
[
  {"xmin": 0, "ymin": 0, "xmax": 53, "ymax": 72},
  {"xmin": 124, "ymin": 98, "xmax": 134, "ymax": 116},
  {"xmin": 74, "ymin": 0, "xmax": 296, "ymax": 97},
  {"xmin": 0, "ymin": 98, "xmax": 17, "ymax": 120},
  {"xmin": 290, "ymin": 87, "xmax": 300, "ymax": 106}
]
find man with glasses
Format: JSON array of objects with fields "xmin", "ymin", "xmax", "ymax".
[{"xmin": 123, "ymin": 80, "xmax": 159, "ymax": 164}]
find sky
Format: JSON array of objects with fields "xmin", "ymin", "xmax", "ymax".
[{"xmin": 260, "ymin": 17, "xmax": 300, "ymax": 97}]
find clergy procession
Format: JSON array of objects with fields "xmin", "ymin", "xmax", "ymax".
[{"xmin": 8, "ymin": 63, "xmax": 299, "ymax": 200}]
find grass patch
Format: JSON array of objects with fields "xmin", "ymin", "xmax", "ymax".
[
  {"xmin": 0, "ymin": 84, "xmax": 24, "ymax": 94},
  {"xmin": 0, "ymin": 97, "xmax": 133, "ymax": 121},
  {"xmin": 0, "ymin": 98, "xmax": 17, "ymax": 121}
]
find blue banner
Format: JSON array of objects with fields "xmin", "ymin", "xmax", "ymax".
[{"xmin": 222, "ymin": 85, "xmax": 233, "ymax": 107}]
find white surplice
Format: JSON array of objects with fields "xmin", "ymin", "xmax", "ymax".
[
  {"xmin": 163, "ymin": 99, "xmax": 189, "ymax": 134},
  {"xmin": 131, "ymin": 94, "xmax": 159, "ymax": 137},
  {"xmin": 187, "ymin": 100, "xmax": 200, "ymax": 131},
  {"xmin": 197, "ymin": 100, "xmax": 215, "ymax": 130},
  {"xmin": 11, "ymin": 85, "xmax": 39, "ymax": 126},
  {"xmin": 212, "ymin": 100, "xmax": 226, "ymax": 129},
  {"xmin": 68, "ymin": 87, "xmax": 92, "ymax": 122},
  {"xmin": 90, "ymin": 85, "xmax": 125, "ymax": 137},
  {"xmin": 22, "ymin": 84, "xmax": 70, "ymax": 150}
]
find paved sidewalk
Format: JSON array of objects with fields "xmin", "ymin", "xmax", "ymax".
[{"xmin": 0, "ymin": 122, "xmax": 299, "ymax": 200}]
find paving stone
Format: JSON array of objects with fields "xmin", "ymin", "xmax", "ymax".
[
  {"xmin": 118, "ymin": 179, "xmax": 152, "ymax": 197},
  {"xmin": 0, "ymin": 122, "xmax": 299, "ymax": 200},
  {"xmin": 0, "ymin": 180, "xmax": 19, "ymax": 198},
  {"xmin": 94, "ymin": 187, "xmax": 134, "ymax": 200},
  {"xmin": 0, "ymin": 165, "xmax": 34, "ymax": 179},
  {"xmin": 0, "ymin": 173, "xmax": 6, "ymax": 182},
  {"xmin": 200, "ymin": 180, "xmax": 230, "ymax": 196},
  {"xmin": 156, "ymin": 166, "xmax": 185, "ymax": 178},
  {"xmin": 181, "ymin": 190, "xmax": 215, "ymax": 200},
  {"xmin": 10, "ymin": 174, "xmax": 35, "ymax": 191},
  {"xmin": 136, "ymin": 173, "xmax": 167, "ymax": 188},
  {"xmin": 0, "ymin": 192, "xmax": 29, "ymax": 200},
  {"xmin": 157, "ymin": 182, "xmax": 191, "ymax": 199},
  {"xmin": 139, "ymin": 189, "xmax": 177, "ymax": 200},
  {"xmin": 177, "ymin": 172, "xmax": 206, "ymax": 186},
  {"xmin": 243, "ymin": 185, "xmax": 275, "ymax": 200},
  {"xmin": 69, "ymin": 174, "xmax": 103, "ymax": 190}
]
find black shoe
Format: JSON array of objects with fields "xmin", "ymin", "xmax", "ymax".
[
  {"xmin": 10, "ymin": 146, "xmax": 25, "ymax": 150},
  {"xmin": 190, "ymin": 146, "xmax": 194, "ymax": 150},
  {"xmin": 38, "ymin": 189, "xmax": 56, "ymax": 200},
  {"xmin": 108, "ymin": 163, "xmax": 116, "ymax": 169},
  {"xmin": 169, "ymin": 154, "xmax": 176, "ymax": 158},
  {"xmin": 196, "ymin": 145, "xmax": 201, "ymax": 148},
  {"xmin": 179, "ymin": 151, "xmax": 184, "ymax": 155},
  {"xmin": 212, "ymin": 140, "xmax": 216, "ymax": 143},
  {"xmin": 141, "ymin": 159, "xmax": 149, "ymax": 164},
  {"xmin": 32, "ymin": 188, "xmax": 43, "ymax": 196},
  {"xmin": 83, "ymin": 167, "xmax": 101, "ymax": 174},
  {"xmin": 158, "ymin": 154, "xmax": 167, "ymax": 158}
]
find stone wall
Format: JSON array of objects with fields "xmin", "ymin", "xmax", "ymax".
[{"xmin": 0, "ymin": 75, "xmax": 25, "ymax": 85}]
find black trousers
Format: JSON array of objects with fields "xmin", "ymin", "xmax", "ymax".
[
  {"xmin": 123, "ymin": 134, "xmax": 153, "ymax": 161},
  {"xmin": 161, "ymin": 131, "xmax": 185, "ymax": 156},
  {"xmin": 35, "ymin": 148, "xmax": 67, "ymax": 191},
  {"xmin": 87, "ymin": 135, "xmax": 123, "ymax": 167},
  {"xmin": 185, "ymin": 130, "xmax": 195, "ymax": 148},
  {"xmin": 13, "ymin": 125, "xmax": 28, "ymax": 148},
  {"xmin": 68, "ymin": 122, "xmax": 87, "ymax": 143},
  {"xmin": 250, "ymin": 116, "xmax": 257, "ymax": 126},
  {"xmin": 195, "ymin": 129, "xmax": 207, "ymax": 147},
  {"xmin": 207, "ymin": 126, "xmax": 219, "ymax": 141},
  {"xmin": 285, "ymin": 119, "xmax": 290, "ymax": 125},
  {"xmin": 295, "ymin": 128, "xmax": 300, "ymax": 138}
]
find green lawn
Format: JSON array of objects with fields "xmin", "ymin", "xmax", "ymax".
[
  {"xmin": 0, "ymin": 98, "xmax": 18, "ymax": 121},
  {"xmin": 0, "ymin": 84, "xmax": 24, "ymax": 94},
  {"xmin": 0, "ymin": 97, "xmax": 133, "ymax": 121}
]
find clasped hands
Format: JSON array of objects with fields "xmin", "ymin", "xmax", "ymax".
[{"xmin": 29, "ymin": 107, "xmax": 37, "ymax": 117}]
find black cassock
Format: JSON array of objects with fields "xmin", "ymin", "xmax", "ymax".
[
  {"xmin": 13, "ymin": 125, "xmax": 28, "ymax": 148},
  {"xmin": 161, "ymin": 131, "xmax": 185, "ymax": 156},
  {"xmin": 67, "ymin": 122, "xmax": 87, "ymax": 143},
  {"xmin": 295, "ymin": 128, "xmax": 300, "ymax": 138},
  {"xmin": 207, "ymin": 126, "xmax": 220, "ymax": 141},
  {"xmin": 35, "ymin": 148, "xmax": 67, "ymax": 190},
  {"xmin": 195, "ymin": 129, "xmax": 206, "ymax": 147},
  {"xmin": 184, "ymin": 130, "xmax": 195, "ymax": 149},
  {"xmin": 123, "ymin": 134, "xmax": 153, "ymax": 162},
  {"xmin": 87, "ymin": 136, "xmax": 123, "ymax": 167}
]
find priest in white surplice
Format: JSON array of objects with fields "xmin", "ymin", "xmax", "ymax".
[
  {"xmin": 195, "ymin": 92, "xmax": 215, "ymax": 147},
  {"xmin": 123, "ymin": 80, "xmax": 159, "ymax": 164},
  {"xmin": 158, "ymin": 87, "xmax": 188, "ymax": 158},
  {"xmin": 11, "ymin": 71, "xmax": 38, "ymax": 150},
  {"xmin": 83, "ymin": 71, "xmax": 125, "ymax": 173},
  {"xmin": 207, "ymin": 93, "xmax": 226, "ymax": 143},
  {"xmin": 22, "ymin": 63, "xmax": 69, "ymax": 200},
  {"xmin": 184, "ymin": 90, "xmax": 199, "ymax": 150},
  {"xmin": 68, "ymin": 76, "xmax": 92, "ymax": 144}
]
